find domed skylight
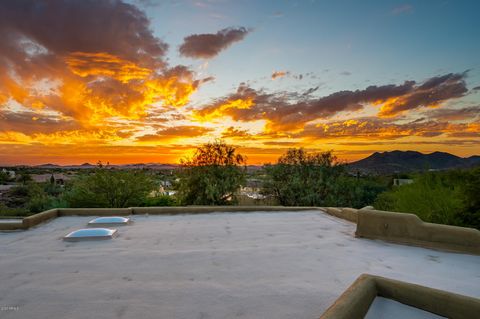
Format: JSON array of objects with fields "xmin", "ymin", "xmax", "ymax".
[
  {"xmin": 87, "ymin": 216, "xmax": 131, "ymax": 226},
  {"xmin": 63, "ymin": 228, "xmax": 117, "ymax": 241}
]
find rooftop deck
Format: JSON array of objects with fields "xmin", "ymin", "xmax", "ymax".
[{"xmin": 1, "ymin": 210, "xmax": 479, "ymax": 319}]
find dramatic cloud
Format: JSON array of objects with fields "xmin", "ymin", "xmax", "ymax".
[
  {"xmin": 0, "ymin": 1, "xmax": 478, "ymax": 165},
  {"xmin": 422, "ymin": 106, "xmax": 480, "ymax": 121},
  {"xmin": 179, "ymin": 27, "xmax": 250, "ymax": 59},
  {"xmin": 378, "ymin": 73, "xmax": 468, "ymax": 117},
  {"xmin": 197, "ymin": 81, "xmax": 415, "ymax": 130},
  {"xmin": 195, "ymin": 73, "xmax": 468, "ymax": 131},
  {"xmin": 221, "ymin": 127, "xmax": 252, "ymax": 139},
  {"xmin": 0, "ymin": 0, "xmax": 201, "ymax": 128},
  {"xmin": 0, "ymin": 110, "xmax": 79, "ymax": 134},
  {"xmin": 136, "ymin": 126, "xmax": 213, "ymax": 142},
  {"xmin": 65, "ymin": 52, "xmax": 153, "ymax": 83},
  {"xmin": 298, "ymin": 118, "xmax": 480, "ymax": 140}
]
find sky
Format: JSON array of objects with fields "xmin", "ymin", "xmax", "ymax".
[{"xmin": 0, "ymin": 0, "xmax": 479, "ymax": 165}]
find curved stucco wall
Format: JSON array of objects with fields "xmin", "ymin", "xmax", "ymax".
[
  {"xmin": 319, "ymin": 274, "xmax": 480, "ymax": 319},
  {"xmin": 355, "ymin": 209, "xmax": 480, "ymax": 255},
  {"xmin": 319, "ymin": 274, "xmax": 376, "ymax": 319}
]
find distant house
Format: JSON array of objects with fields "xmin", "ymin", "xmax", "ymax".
[
  {"xmin": 240, "ymin": 179, "xmax": 263, "ymax": 194},
  {"xmin": 239, "ymin": 179, "xmax": 267, "ymax": 200},
  {"xmin": 393, "ymin": 178, "xmax": 413, "ymax": 186}
]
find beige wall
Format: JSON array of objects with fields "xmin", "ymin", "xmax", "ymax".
[
  {"xmin": 355, "ymin": 209, "xmax": 480, "ymax": 255},
  {"xmin": 319, "ymin": 274, "xmax": 480, "ymax": 319}
]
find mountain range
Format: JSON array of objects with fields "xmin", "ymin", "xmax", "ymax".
[
  {"xmin": 348, "ymin": 151, "xmax": 480, "ymax": 174},
  {"xmin": 3, "ymin": 151, "xmax": 480, "ymax": 174}
]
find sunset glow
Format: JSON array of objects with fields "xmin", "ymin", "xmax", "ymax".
[{"xmin": 1, "ymin": 0, "xmax": 479, "ymax": 165}]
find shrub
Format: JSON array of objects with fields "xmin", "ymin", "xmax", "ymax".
[
  {"xmin": 64, "ymin": 168, "xmax": 156, "ymax": 208},
  {"xmin": 374, "ymin": 172, "xmax": 464, "ymax": 225},
  {"xmin": 142, "ymin": 194, "xmax": 177, "ymax": 206},
  {"xmin": 0, "ymin": 203, "xmax": 29, "ymax": 217}
]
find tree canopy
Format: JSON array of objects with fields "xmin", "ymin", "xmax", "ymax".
[
  {"xmin": 262, "ymin": 148, "xmax": 344, "ymax": 206},
  {"xmin": 262, "ymin": 148, "xmax": 386, "ymax": 207},
  {"xmin": 176, "ymin": 140, "xmax": 246, "ymax": 205},
  {"xmin": 64, "ymin": 167, "xmax": 156, "ymax": 208}
]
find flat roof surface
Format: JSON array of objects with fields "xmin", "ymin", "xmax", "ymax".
[{"xmin": 1, "ymin": 210, "xmax": 479, "ymax": 319}]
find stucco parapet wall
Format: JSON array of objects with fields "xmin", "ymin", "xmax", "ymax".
[
  {"xmin": 22, "ymin": 208, "xmax": 58, "ymax": 229},
  {"xmin": 58, "ymin": 208, "xmax": 133, "ymax": 216},
  {"xmin": 356, "ymin": 209, "xmax": 480, "ymax": 255},
  {"xmin": 131, "ymin": 206, "xmax": 316, "ymax": 215},
  {"xmin": 319, "ymin": 274, "xmax": 480, "ymax": 319},
  {"xmin": 321, "ymin": 207, "xmax": 358, "ymax": 223},
  {"xmin": 0, "ymin": 220, "xmax": 25, "ymax": 230},
  {"xmin": 0, "ymin": 206, "xmax": 318, "ymax": 230}
]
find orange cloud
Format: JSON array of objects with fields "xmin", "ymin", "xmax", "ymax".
[
  {"xmin": 378, "ymin": 73, "xmax": 468, "ymax": 117},
  {"xmin": 0, "ymin": 0, "xmax": 202, "ymax": 133},
  {"xmin": 195, "ymin": 73, "xmax": 469, "ymax": 132},
  {"xmin": 271, "ymin": 71, "xmax": 288, "ymax": 80},
  {"xmin": 194, "ymin": 97, "xmax": 254, "ymax": 121},
  {"xmin": 136, "ymin": 126, "xmax": 213, "ymax": 142},
  {"xmin": 298, "ymin": 118, "xmax": 480, "ymax": 141},
  {"xmin": 0, "ymin": 1, "xmax": 478, "ymax": 166},
  {"xmin": 221, "ymin": 127, "xmax": 253, "ymax": 139},
  {"xmin": 65, "ymin": 52, "xmax": 152, "ymax": 83}
]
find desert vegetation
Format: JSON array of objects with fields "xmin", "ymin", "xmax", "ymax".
[
  {"xmin": 375, "ymin": 168, "xmax": 480, "ymax": 229},
  {"xmin": 1, "ymin": 142, "xmax": 479, "ymax": 229},
  {"xmin": 176, "ymin": 140, "xmax": 246, "ymax": 205},
  {"xmin": 261, "ymin": 148, "xmax": 386, "ymax": 208}
]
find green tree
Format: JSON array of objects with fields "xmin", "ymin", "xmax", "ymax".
[
  {"xmin": 2, "ymin": 182, "xmax": 59, "ymax": 214},
  {"xmin": 176, "ymin": 140, "xmax": 246, "ymax": 205},
  {"xmin": 262, "ymin": 148, "xmax": 386, "ymax": 207},
  {"xmin": 262, "ymin": 148, "xmax": 344, "ymax": 206},
  {"xmin": 65, "ymin": 168, "xmax": 156, "ymax": 208}
]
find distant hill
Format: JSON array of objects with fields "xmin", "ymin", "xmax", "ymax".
[{"xmin": 348, "ymin": 150, "xmax": 480, "ymax": 174}]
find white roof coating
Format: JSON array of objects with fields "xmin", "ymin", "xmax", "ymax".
[
  {"xmin": 365, "ymin": 297, "xmax": 446, "ymax": 319},
  {"xmin": 0, "ymin": 210, "xmax": 479, "ymax": 319}
]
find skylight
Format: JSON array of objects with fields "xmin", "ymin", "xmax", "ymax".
[
  {"xmin": 87, "ymin": 216, "xmax": 131, "ymax": 226},
  {"xmin": 63, "ymin": 228, "xmax": 117, "ymax": 241}
]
